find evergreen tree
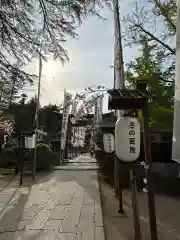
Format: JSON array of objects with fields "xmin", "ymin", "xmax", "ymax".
[{"xmin": 123, "ymin": 0, "xmax": 176, "ymax": 129}]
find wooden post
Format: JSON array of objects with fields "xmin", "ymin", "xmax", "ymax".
[
  {"xmin": 142, "ymin": 105, "xmax": 158, "ymax": 240},
  {"xmin": 18, "ymin": 136, "xmax": 23, "ymax": 186},
  {"xmin": 117, "ymin": 162, "xmax": 124, "ymax": 214},
  {"xmin": 130, "ymin": 169, "xmax": 142, "ymax": 240}
]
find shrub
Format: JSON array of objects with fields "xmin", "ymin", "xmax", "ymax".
[
  {"xmin": 0, "ymin": 148, "xmax": 17, "ymax": 168},
  {"xmin": 95, "ymin": 150, "xmax": 114, "ymax": 184},
  {"xmin": 25, "ymin": 143, "xmax": 55, "ymax": 171}
]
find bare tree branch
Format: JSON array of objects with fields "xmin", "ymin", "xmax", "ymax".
[
  {"xmin": 150, "ymin": 0, "xmax": 176, "ymax": 33},
  {"xmin": 0, "ymin": 0, "xmax": 111, "ymax": 100},
  {"xmin": 134, "ymin": 24, "xmax": 175, "ymax": 54}
]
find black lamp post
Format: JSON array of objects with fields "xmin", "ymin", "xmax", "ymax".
[{"xmin": 16, "ymin": 94, "xmax": 27, "ymax": 185}]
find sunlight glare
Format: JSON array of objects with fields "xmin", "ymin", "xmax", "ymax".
[{"xmin": 42, "ymin": 61, "xmax": 57, "ymax": 78}]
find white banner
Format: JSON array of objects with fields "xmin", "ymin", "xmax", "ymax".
[
  {"xmin": 98, "ymin": 96, "xmax": 103, "ymax": 123},
  {"xmin": 71, "ymin": 95, "xmax": 78, "ymax": 116},
  {"xmin": 94, "ymin": 99, "xmax": 98, "ymax": 129},
  {"xmin": 94, "ymin": 96, "xmax": 103, "ymax": 128},
  {"xmin": 60, "ymin": 89, "xmax": 72, "ymax": 151},
  {"xmin": 172, "ymin": 1, "xmax": 180, "ymax": 163}
]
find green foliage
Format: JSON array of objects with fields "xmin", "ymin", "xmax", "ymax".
[
  {"xmin": 123, "ymin": 0, "xmax": 176, "ymax": 53},
  {"xmin": 5, "ymin": 98, "xmax": 64, "ymax": 136},
  {"xmin": 84, "ymin": 128, "xmax": 92, "ymax": 147},
  {"xmin": 138, "ymin": 106, "xmax": 173, "ymax": 129},
  {"xmin": 94, "ymin": 128, "xmax": 103, "ymax": 150},
  {"xmin": 123, "ymin": 0, "xmax": 176, "ymax": 129},
  {"xmin": 41, "ymin": 104, "xmax": 62, "ymax": 135},
  {"xmin": 125, "ymin": 38, "xmax": 173, "ymax": 108},
  {"xmin": 0, "ymin": 148, "xmax": 16, "ymax": 168},
  {"xmin": 149, "ymin": 106, "xmax": 174, "ymax": 129},
  {"xmin": 150, "ymin": 0, "xmax": 176, "ymax": 36},
  {"xmin": 125, "ymin": 39, "xmax": 174, "ymax": 129},
  {"xmin": 26, "ymin": 143, "xmax": 55, "ymax": 171},
  {"xmin": 11, "ymin": 98, "xmax": 37, "ymax": 133}
]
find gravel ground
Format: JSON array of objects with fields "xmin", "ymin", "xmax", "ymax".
[{"xmin": 99, "ymin": 175, "xmax": 180, "ymax": 240}]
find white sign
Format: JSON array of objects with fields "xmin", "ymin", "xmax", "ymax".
[
  {"xmin": 60, "ymin": 90, "xmax": 72, "ymax": 151},
  {"xmin": 94, "ymin": 101, "xmax": 98, "ymax": 129},
  {"xmin": 103, "ymin": 133, "xmax": 115, "ymax": 153},
  {"xmin": 25, "ymin": 134, "xmax": 36, "ymax": 149},
  {"xmin": 96, "ymin": 96, "xmax": 103, "ymax": 127},
  {"xmin": 115, "ymin": 117, "xmax": 140, "ymax": 162}
]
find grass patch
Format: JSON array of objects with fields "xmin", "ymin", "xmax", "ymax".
[{"xmin": 0, "ymin": 168, "xmax": 15, "ymax": 174}]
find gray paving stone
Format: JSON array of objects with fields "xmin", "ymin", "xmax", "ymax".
[
  {"xmin": 26, "ymin": 210, "xmax": 51, "ymax": 230},
  {"xmin": 20, "ymin": 205, "xmax": 42, "ymax": 220},
  {"xmin": 8, "ymin": 188, "xmax": 29, "ymax": 205},
  {"xmin": 25, "ymin": 191, "xmax": 51, "ymax": 207},
  {"xmin": 0, "ymin": 202, "xmax": 5, "ymax": 212},
  {"xmin": 0, "ymin": 204, "xmax": 22, "ymax": 232},
  {"xmin": 0, "ymin": 194, "xmax": 12, "ymax": 203},
  {"xmin": 76, "ymin": 228, "xmax": 94, "ymax": 240},
  {"xmin": 83, "ymin": 193, "xmax": 94, "ymax": 205},
  {"xmin": 95, "ymin": 203, "xmax": 103, "ymax": 227},
  {"xmin": 43, "ymin": 219, "xmax": 63, "ymax": 232},
  {"xmin": 36, "ymin": 230, "xmax": 57, "ymax": 240},
  {"xmin": 57, "ymin": 193, "xmax": 74, "ymax": 205},
  {"xmin": 71, "ymin": 195, "xmax": 84, "ymax": 206},
  {"xmin": 6, "ymin": 219, "xmax": 30, "ymax": 231},
  {"xmin": 0, "ymin": 155, "xmax": 105, "ymax": 240},
  {"xmin": 95, "ymin": 227, "xmax": 105, "ymax": 240},
  {"xmin": 8, "ymin": 195, "xmax": 21, "ymax": 205},
  {"xmin": 15, "ymin": 230, "xmax": 41, "ymax": 240},
  {"xmin": 77, "ymin": 205, "xmax": 94, "ymax": 232},
  {"xmin": 0, "ymin": 231, "xmax": 21, "ymax": 240},
  {"xmin": 37, "ymin": 231, "xmax": 56, "ymax": 240},
  {"xmin": 56, "ymin": 232, "xmax": 76, "ymax": 240},
  {"xmin": 60, "ymin": 205, "xmax": 82, "ymax": 232},
  {"xmin": 94, "ymin": 184, "xmax": 103, "ymax": 227},
  {"xmin": 49, "ymin": 205, "xmax": 68, "ymax": 220},
  {"xmin": 37, "ymin": 230, "xmax": 76, "ymax": 240},
  {"xmin": 43, "ymin": 197, "xmax": 59, "ymax": 210},
  {"xmin": 2, "ymin": 188, "xmax": 17, "ymax": 195}
]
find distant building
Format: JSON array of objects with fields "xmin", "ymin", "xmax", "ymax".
[{"xmin": 71, "ymin": 126, "xmax": 86, "ymax": 147}]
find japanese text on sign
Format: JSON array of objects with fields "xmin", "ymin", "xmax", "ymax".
[
  {"xmin": 108, "ymin": 136, "xmax": 112, "ymax": 152},
  {"xmin": 128, "ymin": 121, "xmax": 136, "ymax": 154}
]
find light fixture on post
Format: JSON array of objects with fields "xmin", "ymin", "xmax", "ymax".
[
  {"xmin": 103, "ymin": 133, "xmax": 115, "ymax": 154},
  {"xmin": 115, "ymin": 117, "xmax": 140, "ymax": 162},
  {"xmin": 108, "ymin": 88, "xmax": 158, "ymax": 240}
]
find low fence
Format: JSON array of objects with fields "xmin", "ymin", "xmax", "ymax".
[
  {"xmin": 51, "ymin": 141, "xmax": 60, "ymax": 153},
  {"xmin": 95, "ymin": 130, "xmax": 180, "ymax": 196}
]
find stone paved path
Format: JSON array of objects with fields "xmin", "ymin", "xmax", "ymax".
[
  {"xmin": 0, "ymin": 156, "xmax": 104, "ymax": 240},
  {"xmin": 54, "ymin": 155, "xmax": 99, "ymax": 171}
]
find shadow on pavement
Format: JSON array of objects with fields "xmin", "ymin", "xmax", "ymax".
[{"xmin": 0, "ymin": 186, "xmax": 32, "ymax": 239}]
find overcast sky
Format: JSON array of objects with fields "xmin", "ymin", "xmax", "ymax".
[{"xmin": 24, "ymin": 0, "xmax": 144, "ymax": 111}]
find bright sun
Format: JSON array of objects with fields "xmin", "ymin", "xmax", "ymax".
[{"xmin": 42, "ymin": 61, "xmax": 56, "ymax": 78}]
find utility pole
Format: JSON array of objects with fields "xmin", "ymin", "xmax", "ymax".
[
  {"xmin": 113, "ymin": 0, "xmax": 124, "ymax": 91},
  {"xmin": 113, "ymin": 0, "xmax": 125, "ymax": 211},
  {"xmin": 32, "ymin": 50, "xmax": 42, "ymax": 180},
  {"xmin": 9, "ymin": 70, "xmax": 17, "ymax": 107},
  {"xmin": 113, "ymin": 5, "xmax": 142, "ymax": 239}
]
